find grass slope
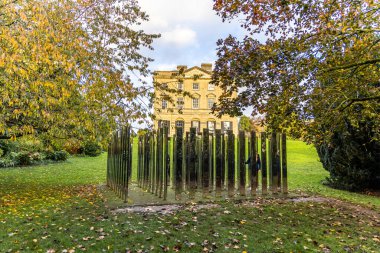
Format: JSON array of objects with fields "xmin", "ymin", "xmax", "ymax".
[
  {"xmin": 0, "ymin": 141, "xmax": 379, "ymax": 252},
  {"xmin": 287, "ymin": 140, "xmax": 380, "ymax": 208}
]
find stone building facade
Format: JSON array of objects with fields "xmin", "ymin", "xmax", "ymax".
[{"xmin": 153, "ymin": 63, "xmax": 238, "ymax": 136}]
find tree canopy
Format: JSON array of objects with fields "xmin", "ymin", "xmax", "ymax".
[
  {"xmin": 212, "ymin": 0, "xmax": 380, "ymax": 190},
  {"xmin": 212, "ymin": 0, "xmax": 380, "ymax": 142},
  {"xmin": 0, "ymin": 0, "xmax": 158, "ymax": 141}
]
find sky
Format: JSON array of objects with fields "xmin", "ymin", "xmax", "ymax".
[
  {"xmin": 137, "ymin": 0, "xmax": 247, "ymax": 71},
  {"xmin": 132, "ymin": 0, "xmax": 252, "ymax": 128}
]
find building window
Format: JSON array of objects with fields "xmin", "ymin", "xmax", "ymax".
[
  {"xmin": 208, "ymin": 83, "xmax": 215, "ymax": 90},
  {"xmin": 208, "ymin": 121, "xmax": 216, "ymax": 133},
  {"xmin": 192, "ymin": 98, "xmax": 199, "ymax": 109},
  {"xmin": 158, "ymin": 120, "xmax": 170, "ymax": 128},
  {"xmin": 161, "ymin": 83, "xmax": 168, "ymax": 89},
  {"xmin": 222, "ymin": 121, "xmax": 232, "ymax": 133},
  {"xmin": 177, "ymin": 82, "xmax": 183, "ymax": 90},
  {"xmin": 158, "ymin": 120, "xmax": 170, "ymax": 134},
  {"xmin": 177, "ymin": 97, "xmax": 184, "ymax": 109},
  {"xmin": 162, "ymin": 100, "xmax": 167, "ymax": 109},
  {"xmin": 207, "ymin": 98, "xmax": 215, "ymax": 109},
  {"xmin": 193, "ymin": 83, "xmax": 199, "ymax": 90},
  {"xmin": 176, "ymin": 120, "xmax": 184, "ymax": 128},
  {"xmin": 191, "ymin": 120, "xmax": 200, "ymax": 133}
]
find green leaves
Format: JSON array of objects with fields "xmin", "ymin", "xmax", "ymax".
[
  {"xmin": 0, "ymin": 0, "xmax": 158, "ymax": 143},
  {"xmin": 212, "ymin": 2, "xmax": 380, "ymax": 189},
  {"xmin": 212, "ymin": 0, "xmax": 380, "ymax": 137}
]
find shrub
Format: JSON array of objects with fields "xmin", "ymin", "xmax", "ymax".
[
  {"xmin": 9, "ymin": 152, "xmax": 18, "ymax": 160},
  {"xmin": 83, "ymin": 141, "xmax": 102, "ymax": 157},
  {"xmin": 15, "ymin": 152, "xmax": 32, "ymax": 166},
  {"xmin": 55, "ymin": 150, "xmax": 69, "ymax": 161},
  {"xmin": 316, "ymin": 118, "xmax": 380, "ymax": 191},
  {"xmin": 0, "ymin": 140, "xmax": 19, "ymax": 155},
  {"xmin": 45, "ymin": 151, "xmax": 54, "ymax": 160},
  {"xmin": 18, "ymin": 137, "xmax": 44, "ymax": 152},
  {"xmin": 30, "ymin": 152, "xmax": 43, "ymax": 161},
  {"xmin": 0, "ymin": 149, "xmax": 4, "ymax": 157},
  {"xmin": 64, "ymin": 139, "xmax": 82, "ymax": 154},
  {"xmin": 0, "ymin": 158, "xmax": 15, "ymax": 168},
  {"xmin": 46, "ymin": 150, "xmax": 69, "ymax": 161}
]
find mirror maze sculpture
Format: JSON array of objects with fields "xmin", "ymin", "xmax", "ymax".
[
  {"xmin": 107, "ymin": 126, "xmax": 133, "ymax": 202},
  {"xmin": 107, "ymin": 127, "xmax": 287, "ymax": 203}
]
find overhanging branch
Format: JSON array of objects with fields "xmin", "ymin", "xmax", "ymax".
[
  {"xmin": 325, "ymin": 58, "xmax": 380, "ymax": 72},
  {"xmin": 339, "ymin": 96, "xmax": 380, "ymax": 111}
]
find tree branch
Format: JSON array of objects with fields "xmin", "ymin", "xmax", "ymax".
[
  {"xmin": 325, "ymin": 59, "xmax": 380, "ymax": 72},
  {"xmin": 339, "ymin": 96, "xmax": 380, "ymax": 111},
  {"xmin": 0, "ymin": 133, "xmax": 23, "ymax": 140}
]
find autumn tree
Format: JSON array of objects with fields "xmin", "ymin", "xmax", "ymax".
[
  {"xmin": 212, "ymin": 0, "xmax": 380, "ymax": 190},
  {"xmin": 239, "ymin": 116, "xmax": 252, "ymax": 132},
  {"xmin": 0, "ymin": 0, "xmax": 158, "ymax": 144},
  {"xmin": 239, "ymin": 115, "xmax": 262, "ymax": 132}
]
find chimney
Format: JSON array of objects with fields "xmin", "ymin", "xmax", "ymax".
[
  {"xmin": 177, "ymin": 65, "xmax": 187, "ymax": 71},
  {"xmin": 201, "ymin": 63, "xmax": 212, "ymax": 71}
]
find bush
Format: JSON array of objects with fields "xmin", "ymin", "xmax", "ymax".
[
  {"xmin": 0, "ymin": 137, "xmax": 44, "ymax": 155},
  {"xmin": 17, "ymin": 137, "xmax": 44, "ymax": 153},
  {"xmin": 45, "ymin": 150, "xmax": 69, "ymax": 161},
  {"xmin": 0, "ymin": 149, "xmax": 4, "ymax": 157},
  {"xmin": 15, "ymin": 152, "xmax": 33, "ymax": 166},
  {"xmin": 0, "ymin": 158, "xmax": 15, "ymax": 168},
  {"xmin": 83, "ymin": 141, "xmax": 102, "ymax": 157},
  {"xmin": 64, "ymin": 139, "xmax": 82, "ymax": 154},
  {"xmin": 316, "ymin": 119, "xmax": 380, "ymax": 191},
  {"xmin": 0, "ymin": 140, "xmax": 19, "ymax": 155},
  {"xmin": 9, "ymin": 152, "xmax": 18, "ymax": 160},
  {"xmin": 55, "ymin": 150, "xmax": 69, "ymax": 161},
  {"xmin": 30, "ymin": 152, "xmax": 43, "ymax": 161}
]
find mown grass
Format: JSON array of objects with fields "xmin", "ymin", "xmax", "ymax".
[
  {"xmin": 287, "ymin": 140, "xmax": 380, "ymax": 209},
  {"xmin": 0, "ymin": 141, "xmax": 379, "ymax": 252}
]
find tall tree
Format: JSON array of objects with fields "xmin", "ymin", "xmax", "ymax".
[
  {"xmin": 0, "ymin": 0, "xmax": 158, "ymax": 142},
  {"xmin": 212, "ymin": 0, "xmax": 380, "ymax": 190}
]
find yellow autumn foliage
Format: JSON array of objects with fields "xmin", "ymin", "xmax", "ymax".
[{"xmin": 0, "ymin": 0, "xmax": 159, "ymax": 142}]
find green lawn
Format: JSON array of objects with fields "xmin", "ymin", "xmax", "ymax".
[
  {"xmin": 0, "ymin": 141, "xmax": 379, "ymax": 252},
  {"xmin": 287, "ymin": 140, "xmax": 380, "ymax": 208}
]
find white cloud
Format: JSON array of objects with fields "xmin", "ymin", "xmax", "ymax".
[
  {"xmin": 159, "ymin": 26, "xmax": 197, "ymax": 48},
  {"xmin": 132, "ymin": 0, "xmax": 252, "ymax": 126},
  {"xmin": 136, "ymin": 0, "xmax": 248, "ymax": 73}
]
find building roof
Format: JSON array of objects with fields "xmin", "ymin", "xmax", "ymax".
[{"xmin": 154, "ymin": 64, "xmax": 213, "ymax": 77}]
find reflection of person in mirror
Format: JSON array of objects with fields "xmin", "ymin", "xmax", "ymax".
[
  {"xmin": 245, "ymin": 154, "xmax": 261, "ymax": 171},
  {"xmin": 256, "ymin": 154, "xmax": 261, "ymax": 171}
]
